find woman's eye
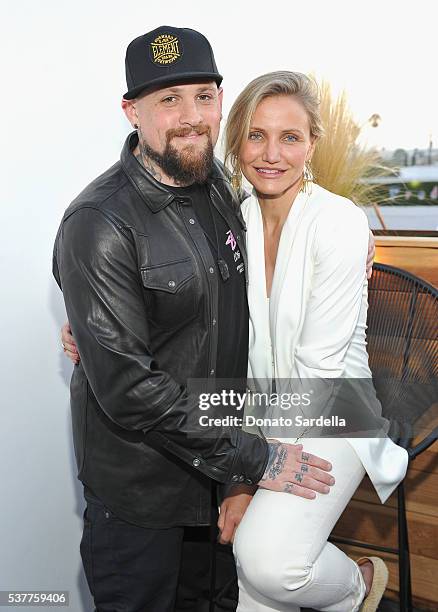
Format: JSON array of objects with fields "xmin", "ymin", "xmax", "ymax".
[
  {"xmin": 248, "ymin": 132, "xmax": 263, "ymax": 141},
  {"xmin": 284, "ymin": 134, "xmax": 298, "ymax": 142}
]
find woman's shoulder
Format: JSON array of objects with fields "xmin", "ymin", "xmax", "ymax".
[{"xmin": 310, "ymin": 183, "xmax": 368, "ymax": 231}]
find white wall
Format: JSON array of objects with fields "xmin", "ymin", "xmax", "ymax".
[{"xmin": 1, "ymin": 1, "xmax": 436, "ymax": 609}]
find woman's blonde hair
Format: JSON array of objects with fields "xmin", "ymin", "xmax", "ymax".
[{"xmin": 224, "ymin": 71, "xmax": 324, "ymax": 190}]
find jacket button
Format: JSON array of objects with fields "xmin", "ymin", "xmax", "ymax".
[
  {"xmin": 189, "ymin": 218, "xmax": 196, "ymax": 224},
  {"xmin": 245, "ymin": 478, "xmax": 253, "ymax": 485},
  {"xmin": 231, "ymin": 474, "xmax": 240, "ymax": 482},
  {"xmin": 209, "ymin": 369, "xmax": 215, "ymax": 376},
  {"xmin": 239, "ymin": 475, "xmax": 245, "ymax": 482},
  {"xmin": 209, "ymin": 267, "xmax": 214, "ymax": 274},
  {"xmin": 212, "ymin": 318, "xmax": 217, "ymax": 326},
  {"xmin": 168, "ymin": 280, "xmax": 176, "ymax": 288},
  {"xmin": 192, "ymin": 458, "xmax": 201, "ymax": 467}
]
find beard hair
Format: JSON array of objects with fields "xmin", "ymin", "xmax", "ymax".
[{"xmin": 141, "ymin": 126, "xmax": 214, "ymax": 186}]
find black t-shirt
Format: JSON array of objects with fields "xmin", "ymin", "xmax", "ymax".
[{"xmin": 166, "ymin": 183, "xmax": 248, "ymax": 383}]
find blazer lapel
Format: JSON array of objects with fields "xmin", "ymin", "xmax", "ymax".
[
  {"xmin": 269, "ymin": 189, "xmax": 311, "ymax": 347},
  {"xmin": 243, "ymin": 193, "xmax": 271, "ymax": 382}
]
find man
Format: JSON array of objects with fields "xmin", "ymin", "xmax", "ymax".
[{"xmin": 55, "ymin": 26, "xmax": 368, "ymax": 612}]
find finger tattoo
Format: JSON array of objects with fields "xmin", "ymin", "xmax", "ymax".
[
  {"xmin": 301, "ymin": 452, "xmax": 310, "ymax": 462},
  {"xmin": 295, "ymin": 473, "xmax": 304, "ymax": 483},
  {"xmin": 301, "ymin": 464, "xmax": 309, "ymax": 473},
  {"xmin": 284, "ymin": 483, "xmax": 294, "ymax": 493}
]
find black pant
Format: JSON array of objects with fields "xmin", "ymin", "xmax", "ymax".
[{"xmin": 80, "ymin": 488, "xmax": 238, "ymax": 612}]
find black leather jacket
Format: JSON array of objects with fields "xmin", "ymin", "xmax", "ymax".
[{"xmin": 53, "ymin": 132, "xmax": 269, "ymax": 528}]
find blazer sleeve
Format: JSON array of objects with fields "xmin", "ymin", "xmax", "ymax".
[
  {"xmin": 53, "ymin": 207, "xmax": 268, "ymax": 485},
  {"xmin": 292, "ymin": 201, "xmax": 370, "ymax": 379}
]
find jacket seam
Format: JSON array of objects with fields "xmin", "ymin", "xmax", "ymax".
[{"xmin": 63, "ymin": 177, "xmax": 130, "ymax": 222}]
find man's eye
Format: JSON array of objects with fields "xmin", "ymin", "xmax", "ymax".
[
  {"xmin": 248, "ymin": 132, "xmax": 263, "ymax": 141},
  {"xmin": 198, "ymin": 94, "xmax": 213, "ymax": 101},
  {"xmin": 162, "ymin": 96, "xmax": 177, "ymax": 104}
]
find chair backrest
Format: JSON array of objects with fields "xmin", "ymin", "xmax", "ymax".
[{"xmin": 366, "ymin": 263, "xmax": 438, "ymax": 441}]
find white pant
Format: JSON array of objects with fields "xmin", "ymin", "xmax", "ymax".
[{"xmin": 233, "ymin": 437, "xmax": 367, "ymax": 612}]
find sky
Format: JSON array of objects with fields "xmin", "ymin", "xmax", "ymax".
[{"xmin": 2, "ymin": 0, "xmax": 437, "ymax": 177}]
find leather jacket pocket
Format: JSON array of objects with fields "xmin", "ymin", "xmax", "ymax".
[{"xmin": 141, "ymin": 258, "xmax": 199, "ymax": 329}]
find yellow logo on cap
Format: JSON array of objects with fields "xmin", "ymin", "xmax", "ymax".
[{"xmin": 150, "ymin": 34, "xmax": 181, "ymax": 65}]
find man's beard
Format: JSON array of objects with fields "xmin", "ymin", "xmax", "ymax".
[{"xmin": 141, "ymin": 125, "xmax": 214, "ymax": 185}]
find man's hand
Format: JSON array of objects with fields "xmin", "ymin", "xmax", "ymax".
[
  {"xmin": 61, "ymin": 322, "xmax": 80, "ymax": 365},
  {"xmin": 367, "ymin": 230, "xmax": 375, "ymax": 279},
  {"xmin": 258, "ymin": 440, "xmax": 335, "ymax": 499},
  {"xmin": 217, "ymin": 484, "xmax": 257, "ymax": 544}
]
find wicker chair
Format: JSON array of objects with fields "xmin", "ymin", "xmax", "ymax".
[{"xmin": 330, "ymin": 263, "xmax": 438, "ymax": 612}]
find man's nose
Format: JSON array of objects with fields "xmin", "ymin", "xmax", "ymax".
[
  {"xmin": 262, "ymin": 139, "xmax": 281, "ymax": 164},
  {"xmin": 179, "ymin": 99, "xmax": 203, "ymax": 126}
]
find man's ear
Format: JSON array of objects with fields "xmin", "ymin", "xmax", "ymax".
[
  {"xmin": 217, "ymin": 87, "xmax": 224, "ymax": 113},
  {"xmin": 121, "ymin": 98, "xmax": 138, "ymax": 128}
]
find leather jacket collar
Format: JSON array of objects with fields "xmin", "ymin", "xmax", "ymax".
[{"xmin": 120, "ymin": 131, "xmax": 227, "ymax": 214}]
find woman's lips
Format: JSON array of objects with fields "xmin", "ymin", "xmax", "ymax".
[{"xmin": 254, "ymin": 167, "xmax": 286, "ymax": 177}]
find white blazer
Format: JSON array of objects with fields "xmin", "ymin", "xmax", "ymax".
[{"xmin": 242, "ymin": 183, "xmax": 408, "ymax": 504}]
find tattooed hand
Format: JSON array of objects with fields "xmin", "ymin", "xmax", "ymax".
[{"xmin": 258, "ymin": 440, "xmax": 335, "ymax": 499}]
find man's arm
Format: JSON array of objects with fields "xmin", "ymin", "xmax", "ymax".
[{"xmin": 54, "ymin": 207, "xmax": 267, "ymax": 484}]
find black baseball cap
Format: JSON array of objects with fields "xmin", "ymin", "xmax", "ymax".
[{"xmin": 124, "ymin": 26, "xmax": 223, "ymax": 99}]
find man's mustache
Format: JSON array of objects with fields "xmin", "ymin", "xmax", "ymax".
[{"xmin": 167, "ymin": 125, "xmax": 211, "ymax": 140}]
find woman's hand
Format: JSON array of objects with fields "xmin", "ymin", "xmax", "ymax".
[
  {"xmin": 61, "ymin": 322, "xmax": 80, "ymax": 365},
  {"xmin": 218, "ymin": 484, "xmax": 257, "ymax": 544},
  {"xmin": 258, "ymin": 440, "xmax": 335, "ymax": 499}
]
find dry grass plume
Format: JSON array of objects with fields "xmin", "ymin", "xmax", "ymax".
[{"xmin": 311, "ymin": 80, "xmax": 391, "ymax": 206}]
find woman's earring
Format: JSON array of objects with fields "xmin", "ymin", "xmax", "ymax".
[
  {"xmin": 230, "ymin": 161, "xmax": 243, "ymax": 192},
  {"xmin": 300, "ymin": 160, "xmax": 314, "ymax": 193},
  {"xmin": 231, "ymin": 172, "xmax": 242, "ymax": 192},
  {"xmin": 133, "ymin": 123, "xmax": 139, "ymax": 130}
]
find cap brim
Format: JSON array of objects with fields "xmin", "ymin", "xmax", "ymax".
[{"xmin": 123, "ymin": 72, "xmax": 223, "ymax": 99}]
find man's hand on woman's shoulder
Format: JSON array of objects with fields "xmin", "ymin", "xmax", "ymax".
[{"xmin": 367, "ymin": 230, "xmax": 375, "ymax": 279}]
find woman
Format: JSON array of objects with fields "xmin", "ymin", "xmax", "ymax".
[{"xmin": 222, "ymin": 71, "xmax": 408, "ymax": 611}]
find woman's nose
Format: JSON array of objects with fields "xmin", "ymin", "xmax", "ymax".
[{"xmin": 262, "ymin": 139, "xmax": 281, "ymax": 163}]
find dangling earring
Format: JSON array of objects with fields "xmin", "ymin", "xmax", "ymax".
[
  {"xmin": 230, "ymin": 160, "xmax": 242, "ymax": 192},
  {"xmin": 300, "ymin": 160, "xmax": 314, "ymax": 193},
  {"xmin": 231, "ymin": 171, "xmax": 242, "ymax": 192}
]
